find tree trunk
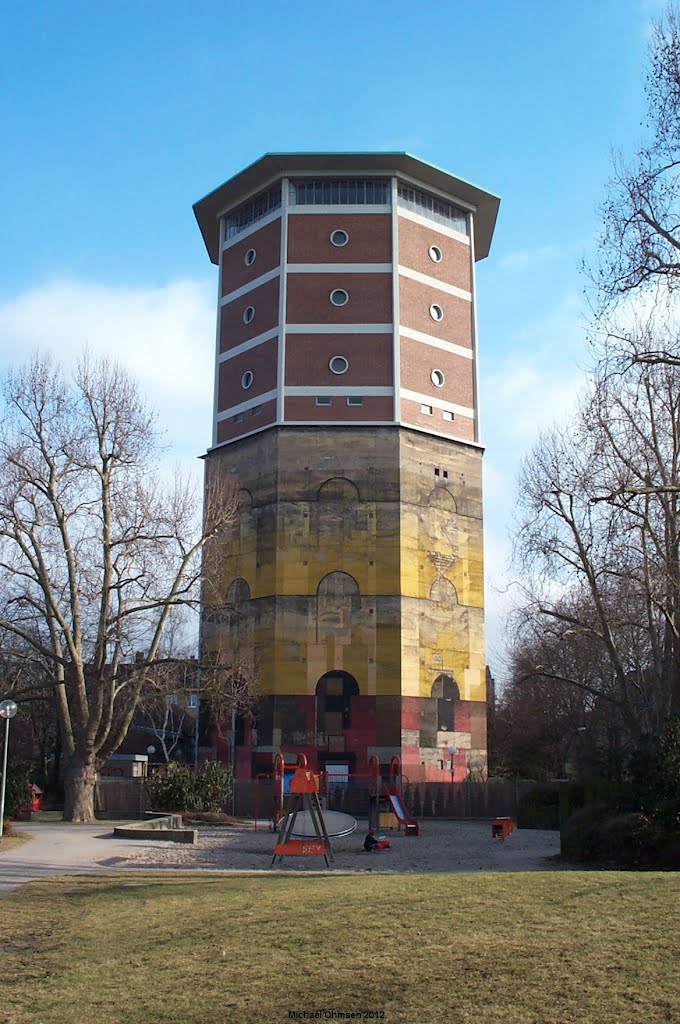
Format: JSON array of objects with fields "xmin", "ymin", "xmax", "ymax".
[{"xmin": 63, "ymin": 752, "xmax": 97, "ymax": 822}]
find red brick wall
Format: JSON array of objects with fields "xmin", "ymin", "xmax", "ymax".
[
  {"xmin": 216, "ymin": 398, "xmax": 276, "ymax": 444},
  {"xmin": 284, "ymin": 395, "xmax": 394, "ymax": 421},
  {"xmin": 217, "ymin": 338, "xmax": 278, "ymax": 412},
  {"xmin": 399, "ymin": 337, "xmax": 474, "ymax": 410},
  {"xmin": 285, "ymin": 333, "xmax": 393, "ymax": 387},
  {"xmin": 287, "ymin": 213, "xmax": 392, "ymax": 263},
  {"xmin": 219, "ymin": 276, "xmax": 280, "ymax": 353},
  {"xmin": 400, "ymin": 397, "xmax": 475, "ymax": 441},
  {"xmin": 286, "ymin": 273, "xmax": 392, "ymax": 324},
  {"xmin": 398, "ymin": 275, "xmax": 472, "ymax": 346},
  {"xmin": 397, "ymin": 215, "xmax": 471, "ymax": 291},
  {"xmin": 221, "ymin": 218, "xmax": 282, "ymax": 296}
]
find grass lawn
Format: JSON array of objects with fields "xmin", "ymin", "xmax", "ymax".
[{"xmin": 1, "ymin": 871, "xmax": 678, "ymax": 1024}]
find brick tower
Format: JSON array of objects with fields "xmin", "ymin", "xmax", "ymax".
[{"xmin": 194, "ymin": 153, "xmax": 499, "ymax": 782}]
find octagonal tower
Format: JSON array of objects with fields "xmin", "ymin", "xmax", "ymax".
[{"xmin": 194, "ymin": 153, "xmax": 499, "ymax": 781}]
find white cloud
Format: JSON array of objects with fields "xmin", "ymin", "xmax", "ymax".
[
  {"xmin": 481, "ymin": 290, "xmax": 586, "ymax": 444},
  {"xmin": 498, "ymin": 244, "xmax": 557, "ymax": 273},
  {"xmin": 481, "ymin": 289, "xmax": 590, "ymax": 681},
  {"xmin": 0, "ymin": 277, "xmax": 216, "ymax": 461}
]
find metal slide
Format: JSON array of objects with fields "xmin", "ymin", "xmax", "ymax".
[{"xmin": 382, "ymin": 785, "xmax": 420, "ymax": 835}]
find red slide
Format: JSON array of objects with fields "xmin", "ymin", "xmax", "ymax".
[{"xmin": 381, "ymin": 784, "xmax": 419, "ymax": 835}]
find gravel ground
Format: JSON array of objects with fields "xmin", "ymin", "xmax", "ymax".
[{"xmin": 114, "ymin": 819, "xmax": 562, "ymax": 874}]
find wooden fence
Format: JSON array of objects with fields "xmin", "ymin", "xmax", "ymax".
[
  {"xmin": 234, "ymin": 778, "xmax": 545, "ymax": 823},
  {"xmin": 95, "ymin": 775, "xmax": 550, "ymax": 826},
  {"xmin": 95, "ymin": 777, "xmax": 150, "ymax": 818}
]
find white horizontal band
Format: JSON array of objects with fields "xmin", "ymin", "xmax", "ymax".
[
  {"xmin": 220, "ymin": 209, "xmax": 282, "ymax": 251},
  {"xmin": 397, "ymin": 206, "xmax": 471, "ymax": 243},
  {"xmin": 283, "ymin": 419, "xmax": 396, "ymax": 427},
  {"xmin": 218, "ymin": 328, "xmax": 279, "ymax": 361},
  {"xmin": 221, "ymin": 267, "xmax": 281, "ymax": 305},
  {"xmin": 399, "ymin": 265, "xmax": 471, "ymax": 301},
  {"xmin": 216, "ymin": 389, "xmax": 278, "ymax": 420},
  {"xmin": 397, "ymin": 419, "xmax": 483, "ymax": 449},
  {"xmin": 400, "ymin": 388, "xmax": 474, "ymax": 418},
  {"xmin": 399, "ymin": 326, "xmax": 473, "ymax": 359},
  {"xmin": 285, "ymin": 386, "xmax": 393, "ymax": 397},
  {"xmin": 286, "ymin": 323, "xmax": 393, "ymax": 334},
  {"xmin": 288, "ymin": 263, "xmax": 392, "ymax": 274}
]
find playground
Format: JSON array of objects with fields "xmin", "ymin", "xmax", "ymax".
[{"xmin": 79, "ymin": 817, "xmax": 561, "ymax": 874}]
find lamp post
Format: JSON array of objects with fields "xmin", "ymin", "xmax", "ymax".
[{"xmin": 0, "ymin": 699, "xmax": 18, "ymax": 842}]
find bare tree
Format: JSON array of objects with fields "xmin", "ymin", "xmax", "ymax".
[
  {"xmin": 136, "ymin": 659, "xmax": 199, "ymax": 765},
  {"xmin": 590, "ymin": 4, "xmax": 680, "ymax": 310},
  {"xmin": 514, "ymin": 355, "xmax": 680, "ymax": 742},
  {"xmin": 0, "ymin": 353, "xmax": 238, "ymax": 820}
]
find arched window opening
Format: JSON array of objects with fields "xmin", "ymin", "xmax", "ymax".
[
  {"xmin": 316, "ymin": 670, "xmax": 360, "ymax": 734},
  {"xmin": 431, "ymin": 673, "xmax": 459, "ymax": 731}
]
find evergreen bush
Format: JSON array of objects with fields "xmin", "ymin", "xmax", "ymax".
[
  {"xmin": 146, "ymin": 761, "xmax": 232, "ymax": 813},
  {"xmin": 0, "ymin": 761, "xmax": 33, "ymax": 819}
]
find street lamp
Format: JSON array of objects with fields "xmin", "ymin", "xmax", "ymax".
[{"xmin": 0, "ymin": 699, "xmax": 18, "ymax": 842}]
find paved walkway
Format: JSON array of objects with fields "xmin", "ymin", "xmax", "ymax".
[{"xmin": 0, "ymin": 824, "xmax": 154, "ymax": 896}]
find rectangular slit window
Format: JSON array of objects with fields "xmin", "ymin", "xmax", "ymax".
[
  {"xmin": 347, "ymin": 397, "xmax": 364, "ymax": 406},
  {"xmin": 233, "ymin": 412, "xmax": 245, "ymax": 423},
  {"xmin": 316, "ymin": 397, "xmax": 332, "ymax": 406},
  {"xmin": 252, "ymin": 406, "xmax": 262, "ymax": 417},
  {"xmin": 421, "ymin": 404, "xmax": 433, "ymax": 415},
  {"xmin": 443, "ymin": 410, "xmax": 455, "ymax": 421},
  {"xmin": 290, "ymin": 178, "xmax": 390, "ymax": 206}
]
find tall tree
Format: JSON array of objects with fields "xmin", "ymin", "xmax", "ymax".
[
  {"xmin": 514, "ymin": 353, "xmax": 680, "ymax": 743},
  {"xmin": 0, "ymin": 353, "xmax": 237, "ymax": 820},
  {"xmin": 591, "ymin": 4, "xmax": 680, "ymax": 309},
  {"xmin": 510, "ymin": 5, "xmax": 680, "ymax": 756}
]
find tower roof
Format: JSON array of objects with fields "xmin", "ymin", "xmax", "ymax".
[{"xmin": 193, "ymin": 152, "xmax": 500, "ymax": 265}]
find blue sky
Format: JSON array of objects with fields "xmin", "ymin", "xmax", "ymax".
[{"xmin": 0, "ymin": 0, "xmax": 664, "ymax": 677}]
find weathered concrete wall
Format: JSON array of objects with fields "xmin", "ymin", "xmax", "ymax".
[{"xmin": 202, "ymin": 424, "xmax": 486, "ymax": 779}]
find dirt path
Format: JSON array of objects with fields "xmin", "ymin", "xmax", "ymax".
[{"xmin": 1, "ymin": 820, "xmax": 563, "ymax": 894}]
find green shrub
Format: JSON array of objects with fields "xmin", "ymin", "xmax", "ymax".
[
  {"xmin": 199, "ymin": 761, "xmax": 232, "ymax": 812},
  {"xmin": 146, "ymin": 761, "xmax": 232, "ymax": 813},
  {"xmin": 0, "ymin": 761, "xmax": 33, "ymax": 819},
  {"xmin": 658, "ymin": 832, "xmax": 680, "ymax": 870},
  {"xmin": 560, "ymin": 804, "xmax": 612, "ymax": 862},
  {"xmin": 653, "ymin": 717, "xmax": 680, "ymax": 831},
  {"xmin": 517, "ymin": 786, "xmax": 559, "ymax": 830},
  {"xmin": 596, "ymin": 813, "xmax": 664, "ymax": 868},
  {"xmin": 146, "ymin": 764, "xmax": 203, "ymax": 813},
  {"xmin": 561, "ymin": 806, "xmax": 669, "ymax": 867}
]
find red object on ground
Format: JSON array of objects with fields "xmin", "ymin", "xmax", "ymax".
[
  {"xmin": 492, "ymin": 817, "xmax": 513, "ymax": 840},
  {"xmin": 20, "ymin": 785, "xmax": 43, "ymax": 815},
  {"xmin": 374, "ymin": 839, "xmax": 390, "ymax": 850}
]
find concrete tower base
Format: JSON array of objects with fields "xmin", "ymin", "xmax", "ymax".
[{"xmin": 203, "ymin": 425, "xmax": 487, "ymax": 782}]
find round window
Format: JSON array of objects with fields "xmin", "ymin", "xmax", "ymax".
[
  {"xmin": 329, "ymin": 355, "xmax": 349, "ymax": 375},
  {"xmin": 244, "ymin": 248, "xmax": 257, "ymax": 267},
  {"xmin": 330, "ymin": 288, "xmax": 349, "ymax": 307},
  {"xmin": 428, "ymin": 245, "xmax": 443, "ymax": 263},
  {"xmin": 330, "ymin": 229, "xmax": 349, "ymax": 247},
  {"xmin": 431, "ymin": 369, "xmax": 445, "ymax": 388},
  {"xmin": 243, "ymin": 305, "xmax": 255, "ymax": 324},
  {"xmin": 429, "ymin": 304, "xmax": 444, "ymax": 322},
  {"xmin": 241, "ymin": 370, "xmax": 254, "ymax": 390}
]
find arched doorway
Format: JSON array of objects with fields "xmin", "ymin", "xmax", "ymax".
[{"xmin": 315, "ymin": 670, "xmax": 360, "ymax": 734}]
